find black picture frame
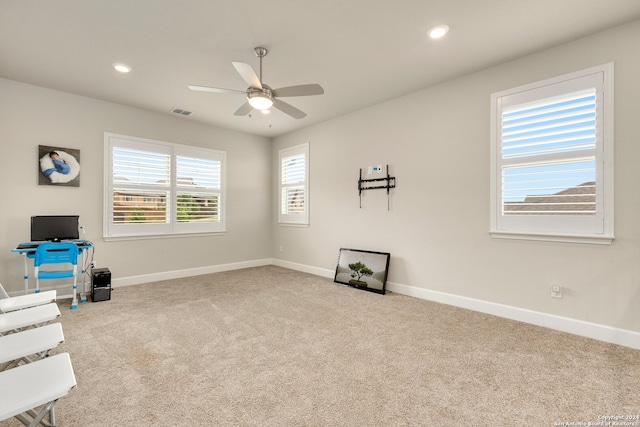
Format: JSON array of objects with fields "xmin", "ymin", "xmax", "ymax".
[{"xmin": 334, "ymin": 248, "xmax": 390, "ymax": 295}]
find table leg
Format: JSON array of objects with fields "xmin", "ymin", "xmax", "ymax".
[
  {"xmin": 22, "ymin": 253, "xmax": 29, "ymax": 295},
  {"xmin": 80, "ymin": 249, "xmax": 87, "ymax": 303},
  {"xmin": 70, "ymin": 276, "xmax": 78, "ymax": 310}
]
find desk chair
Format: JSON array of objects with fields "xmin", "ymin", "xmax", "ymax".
[
  {"xmin": 0, "ymin": 303, "xmax": 61, "ymax": 336},
  {"xmin": 34, "ymin": 242, "xmax": 79, "ymax": 309},
  {"xmin": 0, "ymin": 352, "xmax": 76, "ymax": 427},
  {"xmin": 0, "ymin": 284, "xmax": 56, "ymax": 314},
  {"xmin": 0, "ymin": 323, "xmax": 65, "ymax": 371}
]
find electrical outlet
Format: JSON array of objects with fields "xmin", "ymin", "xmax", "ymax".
[
  {"xmin": 367, "ymin": 166, "xmax": 373, "ymax": 175},
  {"xmin": 551, "ymin": 285, "xmax": 563, "ymax": 298},
  {"xmin": 279, "ymin": 246, "xmax": 284, "ymax": 253}
]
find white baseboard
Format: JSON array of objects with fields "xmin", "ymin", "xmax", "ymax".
[
  {"xmin": 22, "ymin": 257, "xmax": 638, "ymax": 350},
  {"xmin": 111, "ymin": 258, "xmax": 273, "ymax": 287},
  {"xmin": 10, "ymin": 258, "xmax": 273, "ymax": 300},
  {"xmin": 274, "ymin": 259, "xmax": 640, "ymax": 350},
  {"xmin": 271, "ymin": 259, "xmax": 334, "ymax": 279},
  {"xmin": 387, "ymin": 280, "xmax": 640, "ymax": 350}
]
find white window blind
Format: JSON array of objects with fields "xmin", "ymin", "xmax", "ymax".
[
  {"xmin": 112, "ymin": 146, "xmax": 170, "ymax": 225},
  {"xmin": 104, "ymin": 133, "xmax": 226, "ymax": 238},
  {"xmin": 490, "ymin": 63, "xmax": 614, "ymax": 244},
  {"xmin": 281, "ymin": 153, "xmax": 305, "ymax": 214},
  {"xmin": 501, "ymin": 89, "xmax": 597, "ymax": 215},
  {"xmin": 279, "ymin": 143, "xmax": 309, "ymax": 225},
  {"xmin": 176, "ymin": 155, "xmax": 221, "ymax": 224}
]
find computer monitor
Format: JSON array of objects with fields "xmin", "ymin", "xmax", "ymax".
[{"xmin": 30, "ymin": 215, "xmax": 80, "ymax": 241}]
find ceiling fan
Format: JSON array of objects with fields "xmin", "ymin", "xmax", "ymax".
[{"xmin": 188, "ymin": 47, "xmax": 324, "ymax": 119}]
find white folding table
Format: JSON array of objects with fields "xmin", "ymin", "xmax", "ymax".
[
  {"xmin": 0, "ymin": 303, "xmax": 61, "ymax": 335},
  {"xmin": 0, "ymin": 323, "xmax": 65, "ymax": 371},
  {"xmin": 0, "ymin": 352, "xmax": 77, "ymax": 427},
  {"xmin": 0, "ymin": 290, "xmax": 57, "ymax": 313}
]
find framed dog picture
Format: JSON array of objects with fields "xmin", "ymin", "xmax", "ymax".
[{"xmin": 334, "ymin": 248, "xmax": 390, "ymax": 295}]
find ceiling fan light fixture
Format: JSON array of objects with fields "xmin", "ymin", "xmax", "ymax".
[
  {"xmin": 247, "ymin": 90, "xmax": 274, "ymax": 110},
  {"xmin": 428, "ymin": 24, "xmax": 449, "ymax": 39}
]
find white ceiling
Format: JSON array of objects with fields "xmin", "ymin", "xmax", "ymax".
[{"xmin": 2, "ymin": 1, "xmax": 640, "ymax": 137}]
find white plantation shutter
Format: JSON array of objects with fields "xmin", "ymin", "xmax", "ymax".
[
  {"xmin": 105, "ymin": 133, "xmax": 226, "ymax": 238},
  {"xmin": 490, "ymin": 64, "xmax": 614, "ymax": 244},
  {"xmin": 282, "ymin": 154, "xmax": 305, "ymax": 214},
  {"xmin": 112, "ymin": 146, "xmax": 171, "ymax": 225},
  {"xmin": 279, "ymin": 143, "xmax": 309, "ymax": 225},
  {"xmin": 175, "ymin": 155, "xmax": 221, "ymax": 225},
  {"xmin": 501, "ymin": 89, "xmax": 597, "ymax": 215}
]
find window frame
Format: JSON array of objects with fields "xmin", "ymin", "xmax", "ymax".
[
  {"xmin": 489, "ymin": 63, "xmax": 614, "ymax": 244},
  {"xmin": 104, "ymin": 133, "xmax": 226, "ymax": 240},
  {"xmin": 278, "ymin": 143, "xmax": 309, "ymax": 226}
]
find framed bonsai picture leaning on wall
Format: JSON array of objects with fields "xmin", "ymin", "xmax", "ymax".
[
  {"xmin": 334, "ymin": 248, "xmax": 390, "ymax": 295},
  {"xmin": 38, "ymin": 145, "xmax": 81, "ymax": 187}
]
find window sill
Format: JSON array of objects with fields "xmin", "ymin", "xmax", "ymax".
[
  {"xmin": 490, "ymin": 231, "xmax": 613, "ymax": 245},
  {"xmin": 103, "ymin": 231, "xmax": 227, "ymax": 242},
  {"xmin": 278, "ymin": 222, "xmax": 309, "ymax": 228}
]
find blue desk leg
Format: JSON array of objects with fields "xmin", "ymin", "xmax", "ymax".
[
  {"xmin": 22, "ymin": 253, "xmax": 29, "ymax": 295},
  {"xmin": 80, "ymin": 249, "xmax": 87, "ymax": 303},
  {"xmin": 70, "ymin": 277, "xmax": 78, "ymax": 310}
]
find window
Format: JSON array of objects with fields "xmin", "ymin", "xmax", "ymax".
[
  {"xmin": 104, "ymin": 133, "xmax": 225, "ymax": 238},
  {"xmin": 490, "ymin": 63, "xmax": 613, "ymax": 244},
  {"xmin": 279, "ymin": 143, "xmax": 309, "ymax": 225}
]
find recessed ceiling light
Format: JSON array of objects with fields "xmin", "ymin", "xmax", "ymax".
[
  {"xmin": 112, "ymin": 63, "xmax": 132, "ymax": 73},
  {"xmin": 428, "ymin": 24, "xmax": 449, "ymax": 39}
]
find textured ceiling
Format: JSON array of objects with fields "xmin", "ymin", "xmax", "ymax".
[{"xmin": 2, "ymin": 0, "xmax": 640, "ymax": 137}]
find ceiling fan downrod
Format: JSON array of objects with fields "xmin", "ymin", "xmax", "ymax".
[{"xmin": 254, "ymin": 47, "xmax": 267, "ymax": 83}]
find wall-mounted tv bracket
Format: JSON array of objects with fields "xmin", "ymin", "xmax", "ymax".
[{"xmin": 358, "ymin": 165, "xmax": 396, "ymax": 210}]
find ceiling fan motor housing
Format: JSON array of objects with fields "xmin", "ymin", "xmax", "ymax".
[{"xmin": 247, "ymin": 85, "xmax": 274, "ymax": 110}]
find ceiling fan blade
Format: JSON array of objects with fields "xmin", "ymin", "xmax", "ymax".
[
  {"xmin": 273, "ymin": 99, "xmax": 307, "ymax": 119},
  {"xmin": 272, "ymin": 84, "xmax": 324, "ymax": 97},
  {"xmin": 234, "ymin": 102, "xmax": 253, "ymax": 116},
  {"xmin": 188, "ymin": 84, "xmax": 245, "ymax": 94},
  {"xmin": 232, "ymin": 61, "xmax": 262, "ymax": 89}
]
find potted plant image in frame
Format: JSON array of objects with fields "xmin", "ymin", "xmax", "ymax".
[{"xmin": 334, "ymin": 248, "xmax": 390, "ymax": 295}]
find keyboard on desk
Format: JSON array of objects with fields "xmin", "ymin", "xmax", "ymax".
[
  {"xmin": 15, "ymin": 240, "xmax": 91, "ymax": 250},
  {"xmin": 15, "ymin": 242, "xmax": 39, "ymax": 250}
]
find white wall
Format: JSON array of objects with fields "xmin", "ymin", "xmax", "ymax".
[
  {"xmin": 1, "ymin": 20, "xmax": 638, "ymax": 346},
  {"xmin": 272, "ymin": 20, "xmax": 640, "ymax": 335},
  {"xmin": 0, "ymin": 78, "xmax": 272, "ymax": 293}
]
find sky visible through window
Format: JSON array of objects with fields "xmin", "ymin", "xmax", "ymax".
[
  {"xmin": 177, "ymin": 156, "xmax": 221, "ymax": 190},
  {"xmin": 113, "ymin": 148, "xmax": 220, "ymax": 189},
  {"xmin": 282, "ymin": 154, "xmax": 305, "ymax": 184},
  {"xmin": 503, "ymin": 160, "xmax": 595, "ymax": 202},
  {"xmin": 501, "ymin": 90, "xmax": 596, "ymax": 203}
]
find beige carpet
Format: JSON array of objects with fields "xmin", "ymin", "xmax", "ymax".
[{"xmin": 2, "ymin": 266, "xmax": 638, "ymax": 426}]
